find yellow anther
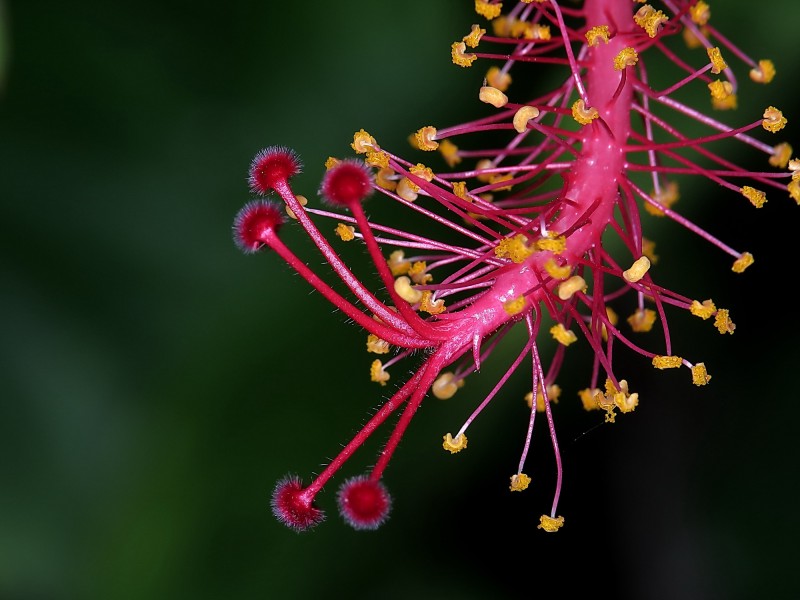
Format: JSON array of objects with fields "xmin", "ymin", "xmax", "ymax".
[
  {"xmin": 712, "ymin": 93, "xmax": 737, "ymax": 111},
  {"xmin": 370, "ymin": 359, "xmax": 390, "ymax": 386},
  {"xmin": 614, "ymin": 47, "xmax": 638, "ymax": 71},
  {"xmin": 463, "ymin": 23, "xmax": 486, "ymax": 48},
  {"xmin": 452, "ymin": 181, "xmax": 470, "ymax": 200},
  {"xmin": 451, "ymin": 41, "xmax": 477, "ymax": 67},
  {"xmin": 491, "ymin": 15, "xmax": 511, "ymax": 37},
  {"xmin": 366, "ymin": 334, "xmax": 390, "ymax": 355},
  {"xmin": 544, "ymin": 258, "xmax": 571, "ymax": 280},
  {"xmin": 690, "ymin": 1, "xmax": 711, "ymax": 25},
  {"xmin": 387, "ymin": 250, "xmax": 411, "ymax": 276},
  {"xmin": 365, "ymin": 150, "xmax": 389, "ymax": 168},
  {"xmin": 763, "ymin": 106, "xmax": 787, "ymax": 133},
  {"xmin": 788, "ymin": 180, "xmax": 800, "ymax": 204},
  {"xmin": 707, "ymin": 47, "xmax": 727, "ymax": 74},
  {"xmin": 442, "ymin": 432, "xmax": 468, "ymax": 454},
  {"xmin": 489, "ymin": 173, "xmax": 513, "ymax": 191},
  {"xmin": 525, "ymin": 384, "xmax": 562, "ymax": 412},
  {"xmin": 627, "ymin": 308, "xmax": 657, "ymax": 332},
  {"xmin": 526, "ymin": 24, "xmax": 551, "ymax": 41},
  {"xmin": 690, "ymin": 299, "xmax": 716, "ymax": 319},
  {"xmin": 683, "ymin": 26, "xmax": 706, "ymax": 49},
  {"xmin": 408, "ymin": 260, "xmax": 432, "ymax": 285},
  {"xmin": 410, "ymin": 164, "xmax": 435, "ymax": 183},
  {"xmin": 750, "ymin": 59, "xmax": 776, "ymax": 84},
  {"xmin": 641, "ymin": 237, "xmax": 659, "ymax": 264},
  {"xmin": 503, "ymin": 295, "xmax": 527, "ymax": 316},
  {"xmin": 557, "ymin": 275, "xmax": 587, "ymax": 300},
  {"xmin": 607, "ymin": 379, "xmax": 638, "ymax": 414},
  {"xmin": 335, "ymin": 223, "xmax": 355, "ymax": 241},
  {"xmin": 652, "ymin": 355, "xmax": 683, "ymax": 369},
  {"xmin": 585, "ymin": 25, "xmax": 610, "ymax": 46},
  {"xmin": 495, "ymin": 234, "xmax": 533, "ymax": 263},
  {"xmin": 432, "ymin": 372, "xmax": 463, "ymax": 400},
  {"xmin": 692, "ymin": 363, "xmax": 712, "ymax": 386},
  {"xmin": 479, "ymin": 85, "xmax": 508, "ymax": 108},
  {"xmin": 376, "ymin": 167, "xmax": 397, "ymax": 192},
  {"xmin": 708, "ymin": 80, "xmax": 733, "ymax": 101},
  {"xmin": 769, "ymin": 143, "xmax": 793, "ymax": 168},
  {"xmin": 474, "ymin": 0, "xmax": 502, "ymax": 20},
  {"xmin": 550, "ymin": 323, "xmax": 578, "ymax": 346},
  {"xmin": 538, "ymin": 515, "xmax": 565, "ymax": 532},
  {"xmin": 486, "ymin": 66, "xmax": 512, "ymax": 91},
  {"xmin": 513, "ymin": 105, "xmax": 540, "ymax": 133},
  {"xmin": 396, "ymin": 177, "xmax": 419, "ymax": 202},
  {"xmin": 285, "ymin": 194, "xmax": 308, "ymax": 220},
  {"xmin": 741, "ymin": 186, "xmax": 767, "ymax": 209},
  {"xmin": 646, "ymin": 180, "xmax": 679, "ymax": 216},
  {"xmin": 439, "ymin": 139, "xmax": 461, "ymax": 167},
  {"xmin": 536, "ymin": 234, "xmax": 566, "ymax": 254},
  {"xmin": 732, "ymin": 252, "xmax": 754, "ymax": 273},
  {"xmin": 324, "ymin": 157, "xmax": 340, "ymax": 169},
  {"xmin": 475, "ymin": 158, "xmax": 495, "ymax": 183},
  {"xmin": 601, "ymin": 306, "xmax": 619, "ymax": 342},
  {"xmin": 634, "ymin": 4, "xmax": 669, "ymax": 38},
  {"xmin": 420, "ymin": 291, "xmax": 446, "ymax": 315},
  {"xmin": 623, "ymin": 256, "xmax": 651, "ymax": 283},
  {"xmin": 790, "ymin": 159, "xmax": 800, "ymax": 179},
  {"xmin": 571, "ymin": 99, "xmax": 599, "ymax": 125},
  {"xmin": 579, "ymin": 388, "xmax": 602, "ymax": 411},
  {"xmin": 394, "ymin": 275, "xmax": 422, "ymax": 304},
  {"xmin": 509, "ymin": 473, "xmax": 531, "ymax": 492},
  {"xmin": 415, "ymin": 126, "xmax": 439, "ymax": 151},
  {"xmin": 351, "ymin": 129, "xmax": 377, "ymax": 154},
  {"xmin": 714, "ymin": 308, "xmax": 736, "ymax": 334}
]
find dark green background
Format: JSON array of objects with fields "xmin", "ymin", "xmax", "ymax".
[{"xmin": 2, "ymin": 1, "xmax": 799, "ymax": 598}]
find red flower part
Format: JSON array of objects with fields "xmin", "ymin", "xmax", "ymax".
[
  {"xmin": 248, "ymin": 146, "xmax": 302, "ymax": 195},
  {"xmin": 337, "ymin": 475, "xmax": 392, "ymax": 530},
  {"xmin": 234, "ymin": 0, "xmax": 795, "ymax": 532},
  {"xmin": 270, "ymin": 475, "xmax": 325, "ymax": 532},
  {"xmin": 232, "ymin": 199, "xmax": 285, "ymax": 253},
  {"xmin": 319, "ymin": 159, "xmax": 374, "ymax": 207}
]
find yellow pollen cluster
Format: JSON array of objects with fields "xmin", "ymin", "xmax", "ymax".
[
  {"xmin": 601, "ymin": 306, "xmax": 619, "ymax": 342},
  {"xmin": 707, "ymin": 46, "xmax": 727, "ymax": 74},
  {"xmin": 788, "ymin": 180, "xmax": 800, "ymax": 204},
  {"xmin": 407, "ymin": 260, "xmax": 432, "ymax": 285},
  {"xmin": 376, "ymin": 167, "xmax": 397, "ymax": 192},
  {"xmin": 585, "ymin": 25, "xmax": 610, "ymax": 46},
  {"xmin": 387, "ymin": 250, "xmax": 410, "ymax": 276},
  {"xmin": 479, "ymin": 85, "xmax": 509, "ymax": 108},
  {"xmin": 595, "ymin": 378, "xmax": 639, "ymax": 421},
  {"xmin": 439, "ymin": 139, "xmax": 461, "ymax": 167},
  {"xmin": 690, "ymin": 1, "xmax": 711, "ymax": 26},
  {"xmin": 366, "ymin": 334, "xmax": 390, "ymax": 355},
  {"xmin": 397, "ymin": 178, "xmax": 419, "ymax": 202},
  {"xmin": 365, "ymin": 150, "xmax": 389, "ymax": 168},
  {"xmin": 414, "ymin": 126, "xmax": 439, "ymax": 151},
  {"xmin": 463, "ymin": 23, "xmax": 486, "ymax": 48},
  {"xmin": 712, "ymin": 92, "xmax": 737, "ymax": 111},
  {"xmin": 335, "ymin": 223, "xmax": 355, "ymax": 241},
  {"xmin": 527, "ymin": 24, "xmax": 551, "ymax": 41},
  {"xmin": 740, "ymin": 185, "xmax": 767, "ymax": 208},
  {"xmin": 623, "ymin": 256, "xmax": 651, "ymax": 283},
  {"xmin": 690, "ymin": 299, "xmax": 716, "ymax": 319},
  {"xmin": 536, "ymin": 234, "xmax": 566, "ymax": 253},
  {"xmin": 509, "ymin": 473, "xmax": 531, "ymax": 492},
  {"xmin": 432, "ymin": 372, "xmax": 464, "ymax": 400},
  {"xmin": 732, "ymin": 252, "xmax": 754, "ymax": 273},
  {"xmin": 646, "ymin": 181, "xmax": 679, "ymax": 216},
  {"xmin": 750, "ymin": 59, "xmax": 776, "ymax": 84},
  {"xmin": 351, "ymin": 129, "xmax": 377, "ymax": 154},
  {"xmin": 513, "ymin": 105, "xmax": 540, "ymax": 133},
  {"xmin": 769, "ymin": 142, "xmax": 793, "ymax": 168},
  {"xmin": 557, "ymin": 275, "xmax": 587, "ymax": 300},
  {"xmin": 394, "ymin": 275, "xmax": 422, "ymax": 304},
  {"xmin": 627, "ymin": 307, "xmax": 657, "ymax": 332},
  {"xmin": 579, "ymin": 388, "xmax": 602, "ymax": 411},
  {"xmin": 652, "ymin": 355, "xmax": 683, "ymax": 369},
  {"xmin": 544, "ymin": 258, "xmax": 571, "ymax": 280},
  {"xmin": 451, "ymin": 181, "xmax": 469, "ymax": 200},
  {"xmin": 762, "ymin": 106, "xmax": 787, "ymax": 133},
  {"xmin": 420, "ymin": 291, "xmax": 446, "ymax": 315},
  {"xmin": 614, "ymin": 47, "xmax": 638, "ymax": 71},
  {"xmin": 324, "ymin": 157, "xmax": 340, "ymax": 170},
  {"xmin": 474, "ymin": 0, "xmax": 502, "ymax": 20},
  {"xmin": 451, "ymin": 41, "xmax": 477, "ymax": 67},
  {"xmin": 486, "ymin": 66, "xmax": 512, "ymax": 91},
  {"xmin": 550, "ymin": 323, "xmax": 578, "ymax": 346},
  {"xmin": 410, "ymin": 163, "xmax": 434, "ymax": 183},
  {"xmin": 692, "ymin": 363, "xmax": 712, "ymax": 386},
  {"xmin": 442, "ymin": 432, "xmax": 468, "ymax": 454},
  {"xmin": 708, "ymin": 80, "xmax": 733, "ymax": 101},
  {"xmin": 571, "ymin": 99, "xmax": 599, "ymax": 125},
  {"xmin": 495, "ymin": 234, "xmax": 533, "ymax": 263},
  {"xmin": 525, "ymin": 384, "xmax": 562, "ymax": 412},
  {"xmin": 634, "ymin": 4, "xmax": 669, "ymax": 38},
  {"xmin": 714, "ymin": 308, "xmax": 736, "ymax": 334},
  {"xmin": 370, "ymin": 360, "xmax": 390, "ymax": 386},
  {"xmin": 538, "ymin": 515, "xmax": 565, "ymax": 533},
  {"xmin": 503, "ymin": 295, "xmax": 527, "ymax": 316}
]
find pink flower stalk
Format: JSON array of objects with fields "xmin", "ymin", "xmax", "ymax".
[{"xmin": 233, "ymin": 0, "xmax": 797, "ymax": 533}]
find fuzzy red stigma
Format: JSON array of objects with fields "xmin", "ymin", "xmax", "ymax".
[
  {"xmin": 233, "ymin": 199, "xmax": 285, "ymax": 253},
  {"xmin": 248, "ymin": 146, "xmax": 302, "ymax": 195},
  {"xmin": 336, "ymin": 475, "xmax": 391, "ymax": 530},
  {"xmin": 270, "ymin": 475, "xmax": 325, "ymax": 532},
  {"xmin": 319, "ymin": 159, "xmax": 374, "ymax": 207}
]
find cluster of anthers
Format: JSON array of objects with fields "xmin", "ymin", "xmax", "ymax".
[{"xmin": 232, "ymin": 0, "xmax": 797, "ymax": 533}]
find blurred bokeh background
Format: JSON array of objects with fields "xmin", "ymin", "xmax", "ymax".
[{"xmin": 2, "ymin": 1, "xmax": 799, "ymax": 598}]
